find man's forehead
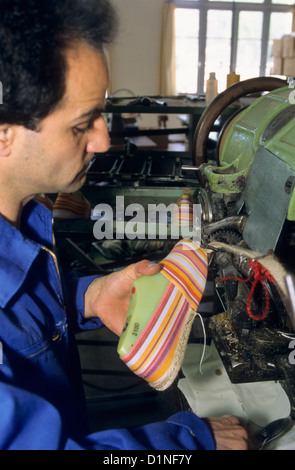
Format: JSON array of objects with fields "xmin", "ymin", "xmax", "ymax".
[
  {"xmin": 65, "ymin": 43, "xmax": 109, "ymax": 84},
  {"xmin": 59, "ymin": 45, "xmax": 108, "ymax": 118}
]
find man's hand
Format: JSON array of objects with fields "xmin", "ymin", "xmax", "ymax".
[
  {"xmin": 205, "ymin": 415, "xmax": 249, "ymax": 450},
  {"xmin": 84, "ymin": 260, "xmax": 161, "ymax": 336}
]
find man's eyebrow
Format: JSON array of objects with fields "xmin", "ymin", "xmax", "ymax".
[{"xmin": 72, "ymin": 104, "xmax": 106, "ymax": 123}]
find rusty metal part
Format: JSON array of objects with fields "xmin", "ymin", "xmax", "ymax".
[{"xmin": 202, "ymin": 215, "xmax": 246, "ymax": 241}]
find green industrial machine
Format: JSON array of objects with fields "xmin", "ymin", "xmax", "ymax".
[
  {"xmin": 194, "ymin": 78, "xmax": 295, "ymax": 255},
  {"xmin": 193, "ymin": 78, "xmax": 295, "ymax": 421},
  {"xmin": 203, "ymin": 85, "xmax": 295, "ymax": 217}
]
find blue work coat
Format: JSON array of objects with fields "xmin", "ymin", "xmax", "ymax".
[{"xmin": 0, "ymin": 200, "xmax": 215, "ymax": 450}]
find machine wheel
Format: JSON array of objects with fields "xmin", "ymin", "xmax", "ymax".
[{"xmin": 193, "ymin": 76, "xmax": 287, "ymax": 181}]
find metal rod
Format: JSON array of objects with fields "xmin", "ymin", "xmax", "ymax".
[{"xmin": 181, "ymin": 165, "xmax": 201, "ymax": 171}]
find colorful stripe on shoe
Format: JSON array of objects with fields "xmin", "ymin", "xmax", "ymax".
[
  {"xmin": 53, "ymin": 191, "xmax": 91, "ymax": 219},
  {"xmin": 121, "ymin": 239, "xmax": 208, "ymax": 390},
  {"xmin": 172, "ymin": 191, "xmax": 194, "ymax": 227}
]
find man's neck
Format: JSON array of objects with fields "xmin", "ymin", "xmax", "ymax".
[{"xmin": 0, "ymin": 194, "xmax": 34, "ymax": 230}]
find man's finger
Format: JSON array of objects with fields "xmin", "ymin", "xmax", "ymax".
[{"xmin": 132, "ymin": 260, "xmax": 162, "ymax": 278}]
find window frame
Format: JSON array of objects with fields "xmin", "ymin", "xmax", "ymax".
[{"xmin": 173, "ymin": 0, "xmax": 294, "ymax": 93}]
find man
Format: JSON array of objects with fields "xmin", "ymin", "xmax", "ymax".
[{"xmin": 0, "ymin": 0, "xmax": 248, "ymax": 450}]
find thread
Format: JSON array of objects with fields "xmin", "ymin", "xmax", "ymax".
[
  {"xmin": 196, "ymin": 312, "xmax": 206, "ymax": 374},
  {"xmin": 208, "ymin": 241, "xmax": 288, "ymax": 299},
  {"xmin": 221, "ymin": 258, "xmax": 276, "ymax": 321}
]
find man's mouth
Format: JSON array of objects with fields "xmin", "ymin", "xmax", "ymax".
[{"xmin": 80, "ymin": 154, "xmax": 95, "ymax": 175}]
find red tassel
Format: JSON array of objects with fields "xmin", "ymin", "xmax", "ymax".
[{"xmin": 221, "ymin": 259, "xmax": 275, "ymax": 321}]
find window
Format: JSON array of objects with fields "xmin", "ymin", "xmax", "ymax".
[
  {"xmin": 174, "ymin": 0, "xmax": 294, "ymax": 94},
  {"xmin": 175, "ymin": 9, "xmax": 199, "ymax": 93}
]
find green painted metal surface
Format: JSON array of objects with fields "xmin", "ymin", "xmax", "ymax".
[{"xmin": 204, "ymin": 86, "xmax": 295, "ymax": 219}]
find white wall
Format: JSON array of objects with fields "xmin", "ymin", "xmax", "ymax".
[{"xmin": 110, "ymin": 0, "xmax": 165, "ymax": 96}]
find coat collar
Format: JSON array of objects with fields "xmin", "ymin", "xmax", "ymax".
[{"xmin": 0, "ymin": 200, "xmax": 54, "ymax": 308}]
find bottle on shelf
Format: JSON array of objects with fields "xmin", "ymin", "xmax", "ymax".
[
  {"xmin": 206, "ymin": 72, "xmax": 218, "ymax": 105},
  {"xmin": 226, "ymin": 71, "xmax": 240, "ymax": 88}
]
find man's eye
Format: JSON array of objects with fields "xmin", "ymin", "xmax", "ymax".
[
  {"xmin": 72, "ymin": 111, "xmax": 103, "ymax": 137},
  {"xmin": 72, "ymin": 125, "xmax": 91, "ymax": 137}
]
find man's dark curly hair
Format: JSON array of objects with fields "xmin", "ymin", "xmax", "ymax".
[{"xmin": 0, "ymin": 0, "xmax": 118, "ymax": 129}]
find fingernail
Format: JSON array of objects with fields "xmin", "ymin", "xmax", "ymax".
[
  {"xmin": 148, "ymin": 261, "xmax": 163, "ymax": 270},
  {"xmin": 148, "ymin": 261, "xmax": 157, "ymax": 267}
]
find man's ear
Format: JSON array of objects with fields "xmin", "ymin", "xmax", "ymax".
[{"xmin": 0, "ymin": 125, "xmax": 13, "ymax": 157}]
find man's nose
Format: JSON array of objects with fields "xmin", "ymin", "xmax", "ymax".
[{"xmin": 86, "ymin": 116, "xmax": 110, "ymax": 153}]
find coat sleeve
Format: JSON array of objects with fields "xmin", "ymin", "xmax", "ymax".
[
  {"xmin": 0, "ymin": 377, "xmax": 215, "ymax": 450},
  {"xmin": 62, "ymin": 270, "xmax": 104, "ymax": 331},
  {"xmin": 80, "ymin": 412, "xmax": 216, "ymax": 451}
]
